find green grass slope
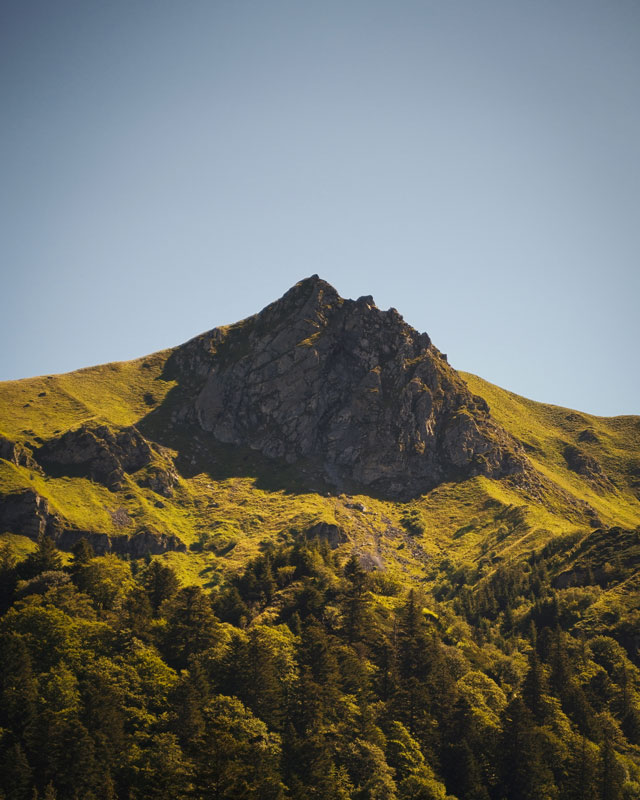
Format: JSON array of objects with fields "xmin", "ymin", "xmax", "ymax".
[
  {"xmin": 0, "ymin": 348, "xmax": 174, "ymax": 441},
  {"xmin": 0, "ymin": 354, "xmax": 638, "ymax": 589},
  {"xmin": 461, "ymin": 372, "xmax": 640, "ymax": 530}
]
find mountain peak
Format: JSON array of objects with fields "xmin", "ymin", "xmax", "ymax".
[
  {"xmin": 169, "ymin": 278, "xmax": 526, "ymax": 498},
  {"xmin": 281, "ymin": 274, "xmax": 336, "ymax": 303},
  {"xmin": 291, "ymin": 273, "xmax": 334, "ymax": 292},
  {"xmin": 261, "ymin": 273, "xmax": 342, "ymax": 322}
]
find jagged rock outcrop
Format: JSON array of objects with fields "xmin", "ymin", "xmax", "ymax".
[
  {"xmin": 0, "ymin": 434, "xmax": 38, "ymax": 470},
  {"xmin": 0, "ymin": 489, "xmax": 62, "ymax": 539},
  {"xmin": 169, "ymin": 275, "xmax": 526, "ymax": 499},
  {"xmin": 56, "ymin": 528, "xmax": 187, "ymax": 556},
  {"xmin": 563, "ymin": 444, "xmax": 611, "ymax": 490},
  {"xmin": 628, "ymin": 461, "xmax": 640, "ymax": 498},
  {"xmin": 36, "ymin": 424, "xmax": 152, "ymax": 491},
  {"xmin": 0, "ymin": 489, "xmax": 186, "ymax": 555},
  {"xmin": 306, "ymin": 521, "xmax": 349, "ymax": 549},
  {"xmin": 138, "ymin": 464, "xmax": 179, "ymax": 497},
  {"xmin": 578, "ymin": 428, "xmax": 600, "ymax": 444}
]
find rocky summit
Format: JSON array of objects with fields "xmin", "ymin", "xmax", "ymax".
[{"xmin": 168, "ymin": 275, "xmax": 526, "ymax": 498}]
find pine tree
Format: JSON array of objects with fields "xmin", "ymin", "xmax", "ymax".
[
  {"xmin": 447, "ymin": 740, "xmax": 490, "ymax": 800},
  {"xmin": 393, "ymin": 591, "xmax": 433, "ymax": 741},
  {"xmin": 194, "ymin": 696, "xmax": 285, "ymax": 800},
  {"xmin": 564, "ymin": 684, "xmax": 598, "ymax": 739},
  {"xmin": 80, "ymin": 669, "xmax": 126, "ymax": 776},
  {"xmin": 142, "ymin": 560, "xmax": 180, "ymax": 613},
  {"xmin": 345, "ymin": 738, "xmax": 397, "ymax": 800},
  {"xmin": 43, "ymin": 717, "xmax": 99, "ymax": 800},
  {"xmin": 163, "ymin": 585, "xmax": 220, "ymax": 669},
  {"xmin": 214, "ymin": 585, "xmax": 250, "ymax": 627},
  {"xmin": 243, "ymin": 628, "xmax": 286, "ymax": 730},
  {"xmin": 170, "ymin": 663, "xmax": 209, "ymax": 748},
  {"xmin": 318, "ymin": 764, "xmax": 354, "ymax": 800},
  {"xmin": 599, "ymin": 735, "xmax": 623, "ymax": 800},
  {"xmin": 22, "ymin": 534, "xmax": 62, "ymax": 578},
  {"xmin": 289, "ymin": 611, "xmax": 302, "ymax": 637},
  {"xmin": 0, "ymin": 632, "xmax": 38, "ymax": 744},
  {"xmin": 0, "ymin": 541, "xmax": 18, "ymax": 611},
  {"xmin": 397, "ymin": 590, "xmax": 428, "ymax": 681},
  {"xmin": 522, "ymin": 650, "xmax": 548, "ymax": 723},
  {"xmin": 70, "ymin": 537, "xmax": 94, "ymax": 570},
  {"xmin": 342, "ymin": 554, "xmax": 370, "ymax": 644},
  {"xmin": 0, "ymin": 742, "xmax": 32, "ymax": 800},
  {"xmin": 499, "ymin": 696, "xmax": 556, "ymax": 800},
  {"xmin": 119, "ymin": 585, "xmax": 153, "ymax": 641},
  {"xmin": 564, "ymin": 735, "xmax": 598, "ymax": 800},
  {"xmin": 260, "ymin": 556, "xmax": 277, "ymax": 604},
  {"xmin": 621, "ymin": 704, "xmax": 640, "ymax": 745},
  {"xmin": 298, "ymin": 623, "xmax": 341, "ymax": 709},
  {"xmin": 426, "ymin": 635, "xmax": 456, "ymax": 747},
  {"xmin": 131, "ymin": 732, "xmax": 193, "ymax": 800},
  {"xmin": 441, "ymin": 697, "xmax": 490, "ymax": 799},
  {"xmin": 372, "ymin": 636, "xmax": 398, "ymax": 703},
  {"xmin": 549, "ymin": 626, "xmax": 572, "ymax": 699}
]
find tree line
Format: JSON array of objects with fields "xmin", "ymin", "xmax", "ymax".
[{"xmin": 0, "ymin": 531, "xmax": 639, "ymax": 799}]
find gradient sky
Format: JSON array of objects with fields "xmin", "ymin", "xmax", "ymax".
[{"xmin": 1, "ymin": 0, "xmax": 639, "ymax": 416}]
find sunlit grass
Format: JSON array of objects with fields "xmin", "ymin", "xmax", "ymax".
[{"xmin": 0, "ymin": 354, "xmax": 638, "ymax": 587}]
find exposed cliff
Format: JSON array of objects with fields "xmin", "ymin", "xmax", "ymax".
[
  {"xmin": 168, "ymin": 275, "xmax": 527, "ymax": 499},
  {"xmin": 0, "ymin": 488, "xmax": 186, "ymax": 556}
]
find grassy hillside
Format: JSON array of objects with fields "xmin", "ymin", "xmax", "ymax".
[
  {"xmin": 461, "ymin": 372, "xmax": 640, "ymax": 530},
  {"xmin": 0, "ymin": 355, "xmax": 638, "ymax": 593},
  {"xmin": 0, "ymin": 349, "xmax": 174, "ymax": 441}
]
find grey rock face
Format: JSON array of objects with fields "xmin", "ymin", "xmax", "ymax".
[
  {"xmin": 56, "ymin": 528, "xmax": 187, "ymax": 556},
  {"xmin": 0, "ymin": 489, "xmax": 62, "ymax": 539},
  {"xmin": 171, "ymin": 276, "xmax": 526, "ymax": 499},
  {"xmin": 0, "ymin": 435, "xmax": 38, "ymax": 470},
  {"xmin": 0, "ymin": 489, "xmax": 186, "ymax": 556},
  {"xmin": 307, "ymin": 521, "xmax": 349, "ymax": 549},
  {"xmin": 563, "ymin": 444, "xmax": 611, "ymax": 490},
  {"xmin": 578, "ymin": 428, "xmax": 600, "ymax": 444},
  {"xmin": 138, "ymin": 464, "xmax": 178, "ymax": 497},
  {"xmin": 36, "ymin": 424, "xmax": 152, "ymax": 491},
  {"xmin": 55, "ymin": 529, "xmax": 113, "ymax": 554}
]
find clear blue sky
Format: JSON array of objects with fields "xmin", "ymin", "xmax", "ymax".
[{"xmin": 1, "ymin": 0, "xmax": 639, "ymax": 416}]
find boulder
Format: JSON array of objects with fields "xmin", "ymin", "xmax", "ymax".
[
  {"xmin": 138, "ymin": 465, "xmax": 178, "ymax": 497},
  {"xmin": 563, "ymin": 444, "xmax": 611, "ymax": 489},
  {"xmin": 116, "ymin": 529, "xmax": 187, "ymax": 557},
  {"xmin": 307, "ymin": 521, "xmax": 348, "ymax": 549},
  {"xmin": 578, "ymin": 428, "xmax": 600, "ymax": 444}
]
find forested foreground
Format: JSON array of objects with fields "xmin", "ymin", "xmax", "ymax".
[{"xmin": 1, "ymin": 535, "xmax": 639, "ymax": 800}]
